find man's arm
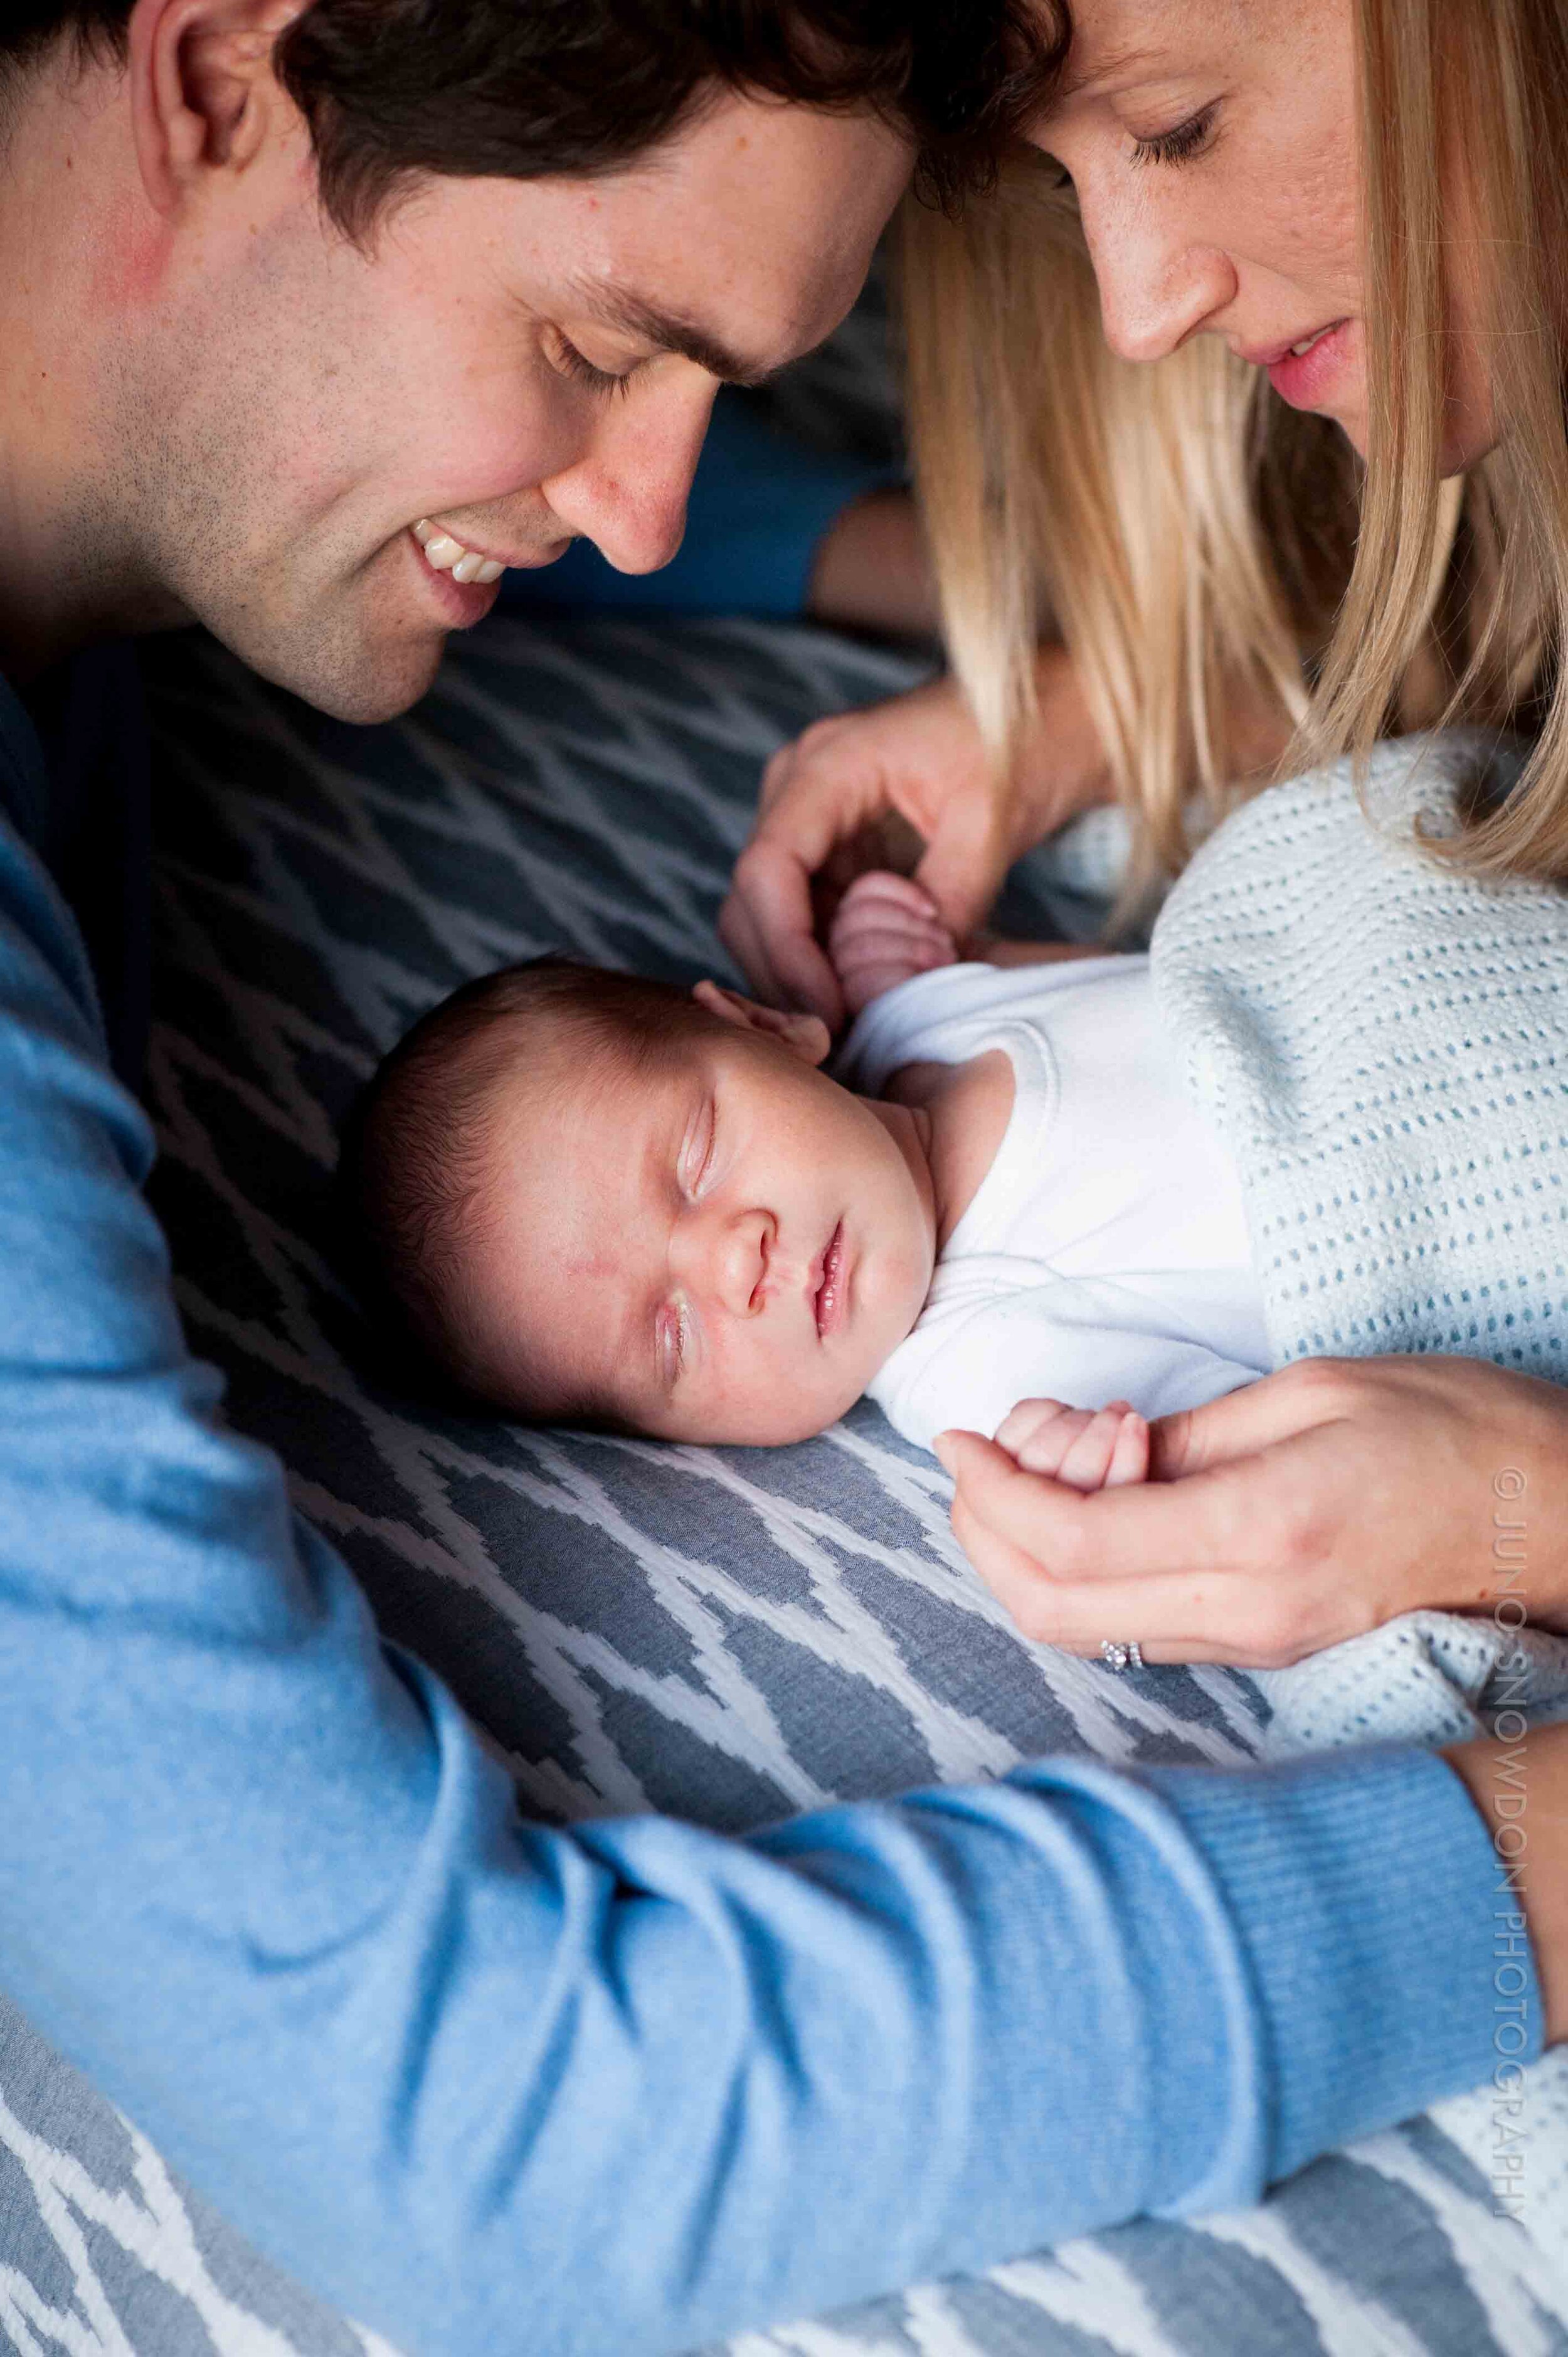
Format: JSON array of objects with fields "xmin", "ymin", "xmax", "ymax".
[{"xmin": 0, "ymin": 778, "xmax": 1533, "ymax": 2356}]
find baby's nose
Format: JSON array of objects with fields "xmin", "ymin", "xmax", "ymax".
[{"xmin": 708, "ymin": 1208, "xmax": 774, "ymax": 1316}]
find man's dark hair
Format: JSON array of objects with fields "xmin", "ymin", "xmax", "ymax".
[{"xmin": 6, "ymin": 1, "xmax": 1047, "ymax": 232}]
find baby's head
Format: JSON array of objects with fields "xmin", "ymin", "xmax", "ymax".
[{"xmin": 339, "ymin": 957, "xmax": 937, "ymax": 1443}]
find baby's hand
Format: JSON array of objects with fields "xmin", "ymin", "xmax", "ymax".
[
  {"xmin": 992, "ymin": 1398, "xmax": 1150, "ymax": 1492},
  {"xmin": 828, "ymin": 871, "xmax": 958, "ymax": 1016}
]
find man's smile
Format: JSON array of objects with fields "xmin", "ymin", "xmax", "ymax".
[
  {"xmin": 411, "ymin": 515, "xmax": 507, "ymax": 585},
  {"xmin": 405, "ymin": 516, "xmax": 576, "ymax": 625}
]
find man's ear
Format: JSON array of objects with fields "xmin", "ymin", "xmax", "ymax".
[
  {"xmin": 129, "ymin": 0, "xmax": 307, "ymax": 218},
  {"xmin": 692, "ymin": 981, "xmax": 831, "ymax": 1068}
]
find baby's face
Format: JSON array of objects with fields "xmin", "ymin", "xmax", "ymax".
[{"xmin": 469, "ymin": 999, "xmax": 937, "ymax": 1442}]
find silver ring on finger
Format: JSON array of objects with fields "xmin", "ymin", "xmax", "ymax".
[{"xmin": 1099, "ymin": 1639, "xmax": 1145, "ymax": 1673}]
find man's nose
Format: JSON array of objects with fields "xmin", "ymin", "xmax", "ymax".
[
  {"xmin": 540, "ymin": 368, "xmax": 718, "ymax": 577},
  {"xmin": 1078, "ymin": 182, "xmax": 1236, "ymax": 365}
]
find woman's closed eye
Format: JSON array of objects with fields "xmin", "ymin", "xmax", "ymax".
[{"xmin": 1130, "ymin": 102, "xmax": 1219, "ymax": 170}]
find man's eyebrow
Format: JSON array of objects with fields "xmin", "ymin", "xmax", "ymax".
[{"xmin": 566, "ymin": 279, "xmax": 783, "ymax": 388}]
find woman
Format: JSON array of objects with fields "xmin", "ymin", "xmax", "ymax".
[{"xmin": 721, "ymin": 0, "xmax": 1568, "ymax": 1673}]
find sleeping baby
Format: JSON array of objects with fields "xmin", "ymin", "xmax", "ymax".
[
  {"xmin": 338, "ymin": 866, "xmax": 1273, "ymax": 1487},
  {"xmin": 340, "ymin": 736, "xmax": 1568, "ymax": 1488}
]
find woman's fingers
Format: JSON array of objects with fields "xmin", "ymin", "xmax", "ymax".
[
  {"xmin": 934, "ymin": 1427, "xmax": 1241, "ymax": 1581},
  {"xmin": 1147, "ymin": 1361, "xmax": 1353, "ymax": 1480},
  {"xmin": 724, "ymin": 676, "xmax": 1017, "ymax": 1018},
  {"xmin": 945, "ymin": 1433, "xmax": 1313, "ymax": 1664},
  {"xmin": 719, "ymin": 833, "xmax": 844, "ymax": 1025},
  {"xmin": 913, "ymin": 790, "xmax": 1013, "ymax": 944},
  {"xmin": 721, "ymin": 734, "xmax": 887, "ymax": 1021}
]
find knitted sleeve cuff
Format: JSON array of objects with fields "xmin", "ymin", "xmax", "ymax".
[{"xmin": 1138, "ymin": 1742, "xmax": 1535, "ymax": 2201}]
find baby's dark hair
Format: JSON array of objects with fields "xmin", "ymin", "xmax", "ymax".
[{"xmin": 336, "ymin": 953, "xmax": 719, "ymax": 1415}]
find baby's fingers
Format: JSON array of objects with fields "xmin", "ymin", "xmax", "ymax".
[
  {"xmin": 994, "ymin": 1398, "xmax": 1073, "ymax": 1459},
  {"xmin": 1011, "ymin": 1408, "xmax": 1095, "ymax": 1479},
  {"xmin": 1104, "ymin": 1409, "xmax": 1150, "ymax": 1489},
  {"xmin": 993, "ymin": 1400, "xmax": 1147, "ymax": 1494},
  {"xmin": 837, "ymin": 870, "xmax": 945, "ymax": 921},
  {"xmin": 1052, "ymin": 1405, "xmax": 1143, "ymax": 1493}
]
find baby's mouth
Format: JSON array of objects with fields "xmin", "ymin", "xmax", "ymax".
[{"xmin": 812, "ymin": 1220, "xmax": 846, "ymax": 1340}]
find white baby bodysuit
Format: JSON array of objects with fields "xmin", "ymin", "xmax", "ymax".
[{"xmin": 838, "ymin": 957, "xmax": 1273, "ymax": 1453}]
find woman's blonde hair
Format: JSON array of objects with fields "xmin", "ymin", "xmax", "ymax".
[{"xmin": 902, "ymin": 0, "xmax": 1568, "ymax": 915}]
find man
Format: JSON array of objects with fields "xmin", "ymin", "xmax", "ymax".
[{"xmin": 0, "ymin": 6, "xmax": 1554, "ymax": 2356}]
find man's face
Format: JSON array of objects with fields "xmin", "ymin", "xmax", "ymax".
[
  {"xmin": 470, "ymin": 1014, "xmax": 938, "ymax": 1446},
  {"xmin": 110, "ymin": 88, "xmax": 911, "ymax": 720}
]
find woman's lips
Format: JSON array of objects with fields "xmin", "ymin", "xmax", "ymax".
[
  {"xmin": 813, "ymin": 1220, "xmax": 846, "ymax": 1339},
  {"xmin": 1260, "ymin": 319, "xmax": 1351, "ymax": 411}
]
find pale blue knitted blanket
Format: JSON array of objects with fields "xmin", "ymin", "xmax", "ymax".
[
  {"xmin": 1150, "ymin": 730, "xmax": 1568, "ymax": 1747},
  {"xmin": 1152, "ymin": 731, "xmax": 1568, "ymax": 1375},
  {"xmin": 1152, "ymin": 734, "xmax": 1568, "ymax": 2240}
]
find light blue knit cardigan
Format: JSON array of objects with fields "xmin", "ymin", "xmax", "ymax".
[
  {"xmin": 1152, "ymin": 735, "xmax": 1568, "ymax": 2240},
  {"xmin": 1152, "ymin": 731, "xmax": 1568, "ymax": 1376},
  {"xmin": 1149, "ymin": 730, "xmax": 1568, "ymax": 1750}
]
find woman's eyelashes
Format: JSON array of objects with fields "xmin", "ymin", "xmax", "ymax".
[{"xmin": 1130, "ymin": 102, "xmax": 1219, "ymax": 169}]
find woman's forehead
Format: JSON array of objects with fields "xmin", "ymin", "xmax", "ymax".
[{"xmin": 1052, "ymin": 0, "xmax": 1239, "ymax": 99}]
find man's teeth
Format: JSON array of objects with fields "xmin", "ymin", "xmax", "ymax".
[{"xmin": 411, "ymin": 518, "xmax": 505, "ymax": 586}]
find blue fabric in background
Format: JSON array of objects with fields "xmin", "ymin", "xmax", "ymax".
[{"xmin": 499, "ymin": 388, "xmax": 898, "ymax": 619}]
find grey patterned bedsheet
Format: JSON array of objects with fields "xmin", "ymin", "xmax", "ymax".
[{"xmin": 3, "ymin": 614, "xmax": 1565, "ymax": 2357}]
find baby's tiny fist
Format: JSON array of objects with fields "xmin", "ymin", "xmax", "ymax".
[
  {"xmin": 994, "ymin": 1397, "xmax": 1150, "ymax": 1492},
  {"xmin": 829, "ymin": 870, "xmax": 958, "ymax": 1016}
]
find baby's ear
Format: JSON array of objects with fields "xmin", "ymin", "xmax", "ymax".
[{"xmin": 692, "ymin": 981, "xmax": 830, "ymax": 1068}]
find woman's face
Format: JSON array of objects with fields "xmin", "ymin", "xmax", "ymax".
[{"xmin": 1029, "ymin": 0, "xmax": 1495, "ymax": 473}]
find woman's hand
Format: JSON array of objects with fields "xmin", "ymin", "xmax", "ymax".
[
  {"xmin": 718, "ymin": 646, "xmax": 1112, "ymax": 1028},
  {"xmin": 935, "ymin": 1356, "xmax": 1568, "ymax": 1667}
]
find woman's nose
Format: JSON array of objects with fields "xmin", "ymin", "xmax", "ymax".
[
  {"xmin": 541, "ymin": 368, "xmax": 718, "ymax": 576},
  {"xmin": 1077, "ymin": 181, "xmax": 1236, "ymax": 365}
]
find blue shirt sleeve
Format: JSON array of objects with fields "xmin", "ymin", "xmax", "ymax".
[
  {"xmin": 498, "ymin": 388, "xmax": 899, "ymax": 619},
  {"xmin": 0, "ymin": 676, "xmax": 1533, "ymax": 2357}
]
